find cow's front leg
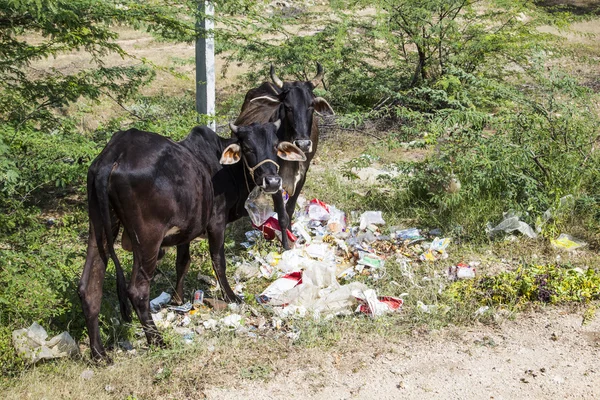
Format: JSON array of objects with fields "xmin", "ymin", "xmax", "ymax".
[
  {"xmin": 273, "ymin": 190, "xmax": 291, "ymax": 250},
  {"xmin": 207, "ymin": 218, "xmax": 241, "ymax": 303},
  {"xmin": 285, "ymin": 174, "xmax": 307, "ymax": 222}
]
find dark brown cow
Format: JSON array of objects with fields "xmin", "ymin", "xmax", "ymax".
[
  {"xmin": 235, "ymin": 63, "xmax": 335, "ymax": 246},
  {"xmin": 79, "ymin": 121, "xmax": 305, "ymax": 361}
]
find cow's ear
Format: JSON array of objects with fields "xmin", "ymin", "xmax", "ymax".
[
  {"xmin": 220, "ymin": 143, "xmax": 242, "ymax": 165},
  {"xmin": 277, "ymin": 142, "xmax": 307, "ymax": 162},
  {"xmin": 313, "ymin": 97, "xmax": 335, "ymax": 116}
]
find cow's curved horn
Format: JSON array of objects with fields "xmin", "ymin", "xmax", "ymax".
[
  {"xmin": 270, "ymin": 65, "xmax": 283, "ymax": 88},
  {"xmin": 229, "ymin": 122, "xmax": 239, "ymax": 134},
  {"xmin": 310, "ymin": 62, "xmax": 324, "ymax": 87}
]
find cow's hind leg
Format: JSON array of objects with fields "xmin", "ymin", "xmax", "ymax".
[
  {"xmin": 128, "ymin": 237, "xmax": 165, "ymax": 348},
  {"xmin": 79, "ymin": 226, "xmax": 110, "ymax": 361},
  {"xmin": 173, "ymin": 243, "xmax": 191, "ymax": 305}
]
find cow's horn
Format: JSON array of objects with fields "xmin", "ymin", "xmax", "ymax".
[
  {"xmin": 310, "ymin": 62, "xmax": 324, "ymax": 87},
  {"xmin": 229, "ymin": 122, "xmax": 239, "ymax": 134},
  {"xmin": 270, "ymin": 65, "xmax": 283, "ymax": 88}
]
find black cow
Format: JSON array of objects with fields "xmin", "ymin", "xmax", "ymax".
[
  {"xmin": 79, "ymin": 121, "xmax": 305, "ymax": 360},
  {"xmin": 235, "ymin": 63, "xmax": 335, "ymax": 240}
]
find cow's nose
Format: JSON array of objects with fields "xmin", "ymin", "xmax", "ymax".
[
  {"xmin": 262, "ymin": 176, "xmax": 282, "ymax": 194},
  {"xmin": 294, "ymin": 140, "xmax": 312, "ymax": 153}
]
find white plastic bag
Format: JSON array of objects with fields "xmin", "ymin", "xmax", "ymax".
[
  {"xmin": 359, "ymin": 211, "xmax": 386, "ymax": 230},
  {"xmin": 245, "ymin": 186, "xmax": 276, "ymax": 227}
]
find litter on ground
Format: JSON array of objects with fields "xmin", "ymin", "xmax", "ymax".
[
  {"xmin": 12, "ymin": 322, "xmax": 79, "ymax": 364},
  {"xmin": 551, "ymin": 234, "xmax": 587, "ymax": 251}
]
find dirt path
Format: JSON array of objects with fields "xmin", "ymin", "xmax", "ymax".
[{"xmin": 206, "ymin": 309, "xmax": 600, "ymax": 399}]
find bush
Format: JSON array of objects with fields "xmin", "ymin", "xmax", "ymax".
[{"xmin": 397, "ymin": 67, "xmax": 600, "ymax": 239}]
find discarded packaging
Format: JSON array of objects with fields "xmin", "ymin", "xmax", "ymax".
[
  {"xmin": 305, "ymin": 199, "xmax": 330, "ymax": 221},
  {"xmin": 551, "ymin": 234, "xmax": 587, "ymax": 251},
  {"xmin": 12, "ymin": 322, "xmax": 79, "ymax": 364},
  {"xmin": 193, "ymin": 290, "xmax": 204, "ymax": 307},
  {"xmin": 356, "ymin": 293, "xmax": 403, "ymax": 317},
  {"xmin": 327, "ymin": 206, "xmax": 347, "ymax": 234},
  {"xmin": 486, "ymin": 212, "xmax": 537, "ymax": 239},
  {"xmin": 245, "ymin": 186, "xmax": 277, "ymax": 227},
  {"xmin": 149, "ymin": 292, "xmax": 171, "ymax": 313},
  {"xmin": 168, "ymin": 302, "xmax": 192, "ymax": 313},
  {"xmin": 359, "ymin": 211, "xmax": 385, "ymax": 231},
  {"xmin": 395, "ymin": 228, "xmax": 424, "ymax": 243},
  {"xmin": 253, "ymin": 216, "xmax": 297, "ymax": 243},
  {"xmin": 448, "ymin": 262, "xmax": 476, "ymax": 280},
  {"xmin": 420, "ymin": 237, "xmax": 451, "ymax": 262},
  {"xmin": 257, "ymin": 271, "xmax": 303, "ymax": 306},
  {"xmin": 221, "ymin": 314, "xmax": 243, "ymax": 329}
]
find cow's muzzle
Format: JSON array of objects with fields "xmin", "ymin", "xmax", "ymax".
[
  {"xmin": 261, "ymin": 176, "xmax": 282, "ymax": 194},
  {"xmin": 294, "ymin": 140, "xmax": 312, "ymax": 154}
]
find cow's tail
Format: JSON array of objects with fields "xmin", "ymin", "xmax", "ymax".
[{"xmin": 94, "ymin": 163, "xmax": 132, "ymax": 323}]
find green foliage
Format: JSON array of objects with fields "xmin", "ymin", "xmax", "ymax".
[
  {"xmin": 443, "ymin": 264, "xmax": 600, "ymax": 308},
  {"xmin": 227, "ymin": 0, "xmax": 571, "ymax": 114},
  {"xmin": 401, "ymin": 67, "xmax": 600, "ymax": 239},
  {"xmin": 0, "ymin": 0, "xmax": 269, "ymax": 127}
]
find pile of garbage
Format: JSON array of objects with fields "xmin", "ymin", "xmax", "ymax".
[
  {"xmin": 238, "ymin": 189, "xmax": 463, "ymax": 319},
  {"xmin": 12, "ymin": 322, "xmax": 79, "ymax": 364},
  {"xmin": 139, "ymin": 191, "xmax": 462, "ymax": 342}
]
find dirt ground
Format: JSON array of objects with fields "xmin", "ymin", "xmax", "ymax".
[{"xmin": 205, "ymin": 308, "xmax": 600, "ymax": 400}]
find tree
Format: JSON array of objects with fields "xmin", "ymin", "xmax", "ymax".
[{"xmin": 0, "ymin": 0, "xmax": 269, "ymax": 127}]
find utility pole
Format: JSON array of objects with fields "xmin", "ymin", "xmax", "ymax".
[{"xmin": 196, "ymin": 1, "xmax": 215, "ymax": 131}]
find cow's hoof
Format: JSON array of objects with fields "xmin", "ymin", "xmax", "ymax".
[
  {"xmin": 224, "ymin": 294, "xmax": 243, "ymax": 304},
  {"xmin": 150, "ymin": 336, "xmax": 166, "ymax": 349},
  {"xmin": 91, "ymin": 352, "xmax": 113, "ymax": 365}
]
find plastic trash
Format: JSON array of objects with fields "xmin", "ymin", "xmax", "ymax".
[
  {"xmin": 305, "ymin": 199, "xmax": 330, "ymax": 221},
  {"xmin": 395, "ymin": 228, "xmax": 424, "ymax": 242},
  {"xmin": 257, "ymin": 271, "xmax": 303, "ymax": 305},
  {"xmin": 486, "ymin": 212, "xmax": 537, "ymax": 239},
  {"xmin": 150, "ymin": 292, "xmax": 172, "ymax": 313},
  {"xmin": 448, "ymin": 262, "xmax": 476, "ymax": 280},
  {"xmin": 253, "ymin": 216, "xmax": 297, "ymax": 243},
  {"xmin": 357, "ymin": 252, "xmax": 385, "ymax": 269},
  {"xmin": 276, "ymin": 249, "xmax": 310, "ymax": 273},
  {"xmin": 221, "ymin": 314, "xmax": 243, "ymax": 329},
  {"xmin": 245, "ymin": 186, "xmax": 276, "ymax": 227},
  {"xmin": 203, "ymin": 319, "xmax": 218, "ymax": 330},
  {"xmin": 304, "ymin": 242, "xmax": 334, "ymax": 260},
  {"xmin": 356, "ymin": 294, "xmax": 403, "ymax": 317},
  {"xmin": 168, "ymin": 302, "xmax": 192, "ymax": 313},
  {"xmin": 12, "ymin": 323, "xmax": 79, "ymax": 364},
  {"xmin": 551, "ymin": 234, "xmax": 587, "ymax": 251},
  {"xmin": 234, "ymin": 262, "xmax": 261, "ymax": 281},
  {"xmin": 327, "ymin": 206, "xmax": 347, "ymax": 234},
  {"xmin": 292, "ymin": 221, "xmax": 312, "ymax": 244},
  {"xmin": 192, "ymin": 290, "xmax": 204, "ymax": 307},
  {"xmin": 420, "ymin": 237, "xmax": 451, "ymax": 262},
  {"xmin": 46, "ymin": 331, "xmax": 79, "ymax": 358},
  {"xmin": 359, "ymin": 211, "xmax": 385, "ymax": 231}
]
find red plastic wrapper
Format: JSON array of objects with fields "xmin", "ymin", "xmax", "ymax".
[
  {"xmin": 356, "ymin": 296, "xmax": 404, "ymax": 315},
  {"xmin": 253, "ymin": 216, "xmax": 297, "ymax": 243}
]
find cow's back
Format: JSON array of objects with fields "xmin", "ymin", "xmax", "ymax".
[{"xmin": 98, "ymin": 129, "xmax": 214, "ymax": 243}]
